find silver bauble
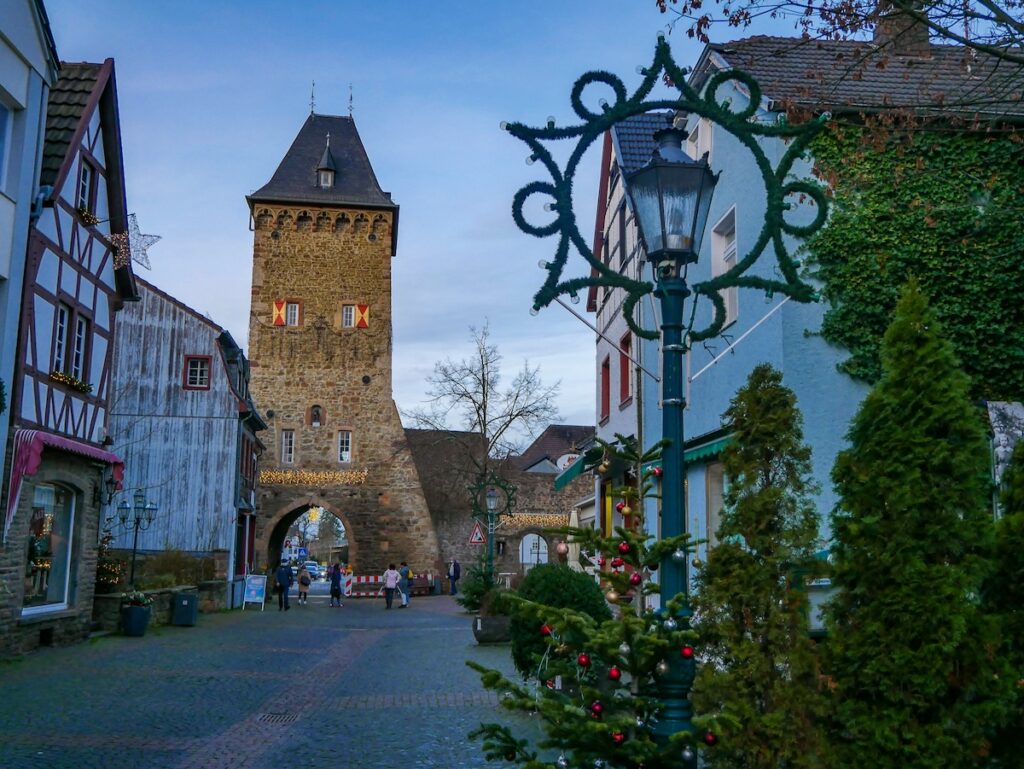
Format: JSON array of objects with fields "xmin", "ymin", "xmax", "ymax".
[
  {"xmin": 618, "ymin": 642, "xmax": 631, "ymax": 657},
  {"xmin": 556, "ymin": 757, "xmax": 569, "ymax": 769},
  {"xmin": 663, "ymin": 617, "xmax": 678, "ymax": 632},
  {"xmin": 636, "ymin": 716, "xmax": 646, "ymax": 729},
  {"xmin": 594, "ymin": 761, "xmax": 606, "ymax": 769},
  {"xmin": 655, "ymin": 659, "xmax": 670, "ymax": 676},
  {"xmin": 671, "ymin": 548, "xmax": 687, "ymax": 563},
  {"xmin": 682, "ymin": 746, "xmax": 696, "ymax": 761}
]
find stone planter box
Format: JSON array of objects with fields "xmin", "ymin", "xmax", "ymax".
[{"xmin": 472, "ymin": 615, "xmax": 511, "ymax": 644}]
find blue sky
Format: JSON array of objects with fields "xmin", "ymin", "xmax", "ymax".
[{"xmin": 44, "ymin": 1, "xmax": 735, "ymax": 434}]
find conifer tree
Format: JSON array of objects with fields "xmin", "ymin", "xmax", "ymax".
[
  {"xmin": 691, "ymin": 364, "xmax": 827, "ymax": 769},
  {"xmin": 825, "ymin": 279, "xmax": 1007, "ymax": 768},
  {"xmin": 985, "ymin": 439, "xmax": 1024, "ymax": 766},
  {"xmin": 469, "ymin": 435, "xmax": 723, "ymax": 769}
]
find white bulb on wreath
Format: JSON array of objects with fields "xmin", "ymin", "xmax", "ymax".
[
  {"xmin": 682, "ymin": 746, "xmax": 696, "ymax": 761},
  {"xmin": 618, "ymin": 642, "xmax": 631, "ymax": 657},
  {"xmin": 671, "ymin": 548, "xmax": 687, "ymax": 563},
  {"xmin": 663, "ymin": 617, "xmax": 678, "ymax": 632},
  {"xmin": 556, "ymin": 756, "xmax": 570, "ymax": 769},
  {"xmin": 655, "ymin": 660, "xmax": 670, "ymax": 676}
]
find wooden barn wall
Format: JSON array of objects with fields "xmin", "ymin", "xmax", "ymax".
[{"xmin": 107, "ymin": 284, "xmax": 239, "ymax": 553}]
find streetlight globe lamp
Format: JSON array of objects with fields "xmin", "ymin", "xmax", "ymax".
[{"xmin": 114, "ymin": 489, "xmax": 159, "ymax": 587}]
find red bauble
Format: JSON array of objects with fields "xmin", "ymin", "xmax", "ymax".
[
  {"xmin": 611, "ymin": 557, "xmax": 624, "ymax": 568},
  {"xmin": 681, "ymin": 645, "xmax": 695, "ymax": 659},
  {"xmin": 545, "ymin": 679, "xmax": 556, "ymax": 689},
  {"xmin": 703, "ymin": 731, "xmax": 718, "ymax": 746},
  {"xmin": 540, "ymin": 623, "xmax": 553, "ymax": 637},
  {"xmin": 577, "ymin": 653, "xmax": 591, "ymax": 667},
  {"xmin": 618, "ymin": 541, "xmax": 631, "ymax": 554},
  {"xmin": 612, "ymin": 732, "xmax": 627, "ymax": 745},
  {"xmin": 598, "ymin": 556, "xmax": 607, "ymax": 567},
  {"xmin": 615, "ymin": 501, "xmax": 625, "ymax": 513},
  {"xmin": 653, "ymin": 466, "xmax": 663, "ymax": 478},
  {"xmin": 590, "ymin": 700, "xmax": 604, "ymax": 716},
  {"xmin": 629, "ymin": 572, "xmax": 642, "ymax": 586},
  {"xmin": 608, "ymin": 666, "xmax": 622, "ymax": 681}
]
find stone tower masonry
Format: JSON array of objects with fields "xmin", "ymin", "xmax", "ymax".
[{"xmin": 246, "ymin": 113, "xmax": 439, "ymax": 573}]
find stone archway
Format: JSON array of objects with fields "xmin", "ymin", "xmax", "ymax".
[{"xmin": 255, "ymin": 495, "xmax": 357, "ymax": 572}]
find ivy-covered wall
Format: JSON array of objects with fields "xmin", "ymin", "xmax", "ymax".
[{"xmin": 808, "ymin": 126, "xmax": 1024, "ymax": 400}]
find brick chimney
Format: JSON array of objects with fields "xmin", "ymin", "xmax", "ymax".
[{"xmin": 874, "ymin": 1, "xmax": 932, "ymax": 57}]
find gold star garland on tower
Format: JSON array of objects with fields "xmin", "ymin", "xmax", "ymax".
[{"xmin": 259, "ymin": 469, "xmax": 368, "ymax": 486}]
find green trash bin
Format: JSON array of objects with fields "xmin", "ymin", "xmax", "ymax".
[{"xmin": 172, "ymin": 592, "xmax": 199, "ymax": 626}]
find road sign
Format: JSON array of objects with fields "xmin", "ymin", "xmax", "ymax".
[
  {"xmin": 298, "ymin": 547, "xmax": 308, "ymax": 558},
  {"xmin": 469, "ymin": 521, "xmax": 485, "ymax": 545}
]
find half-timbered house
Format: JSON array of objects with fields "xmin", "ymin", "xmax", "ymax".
[
  {"xmin": 0, "ymin": 59, "xmax": 136, "ymax": 655},
  {"xmin": 108, "ymin": 277, "xmax": 266, "ymax": 593}
]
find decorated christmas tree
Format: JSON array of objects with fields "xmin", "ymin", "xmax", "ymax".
[
  {"xmin": 825, "ymin": 280, "xmax": 1009, "ymax": 767},
  {"xmin": 691, "ymin": 364, "xmax": 827, "ymax": 768},
  {"xmin": 469, "ymin": 434, "xmax": 721, "ymax": 769}
]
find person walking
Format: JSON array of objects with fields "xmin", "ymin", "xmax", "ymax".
[
  {"xmin": 448, "ymin": 558, "xmax": 461, "ymax": 595},
  {"xmin": 297, "ymin": 565, "xmax": 312, "ymax": 606},
  {"xmin": 274, "ymin": 558, "xmax": 293, "ymax": 611},
  {"xmin": 328, "ymin": 562, "xmax": 345, "ymax": 607},
  {"xmin": 381, "ymin": 564, "xmax": 402, "ymax": 609},
  {"xmin": 399, "ymin": 562, "xmax": 412, "ymax": 608}
]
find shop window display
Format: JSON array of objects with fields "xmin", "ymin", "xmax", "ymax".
[{"xmin": 23, "ymin": 484, "xmax": 76, "ymax": 613}]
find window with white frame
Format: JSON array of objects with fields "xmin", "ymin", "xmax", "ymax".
[
  {"xmin": 71, "ymin": 316, "xmax": 90, "ymax": 379},
  {"xmin": 281, "ymin": 430, "xmax": 295, "ymax": 464},
  {"xmin": 319, "ymin": 169, "xmax": 334, "ymax": 188},
  {"xmin": 338, "ymin": 430, "xmax": 352, "ymax": 463},
  {"xmin": 23, "ymin": 484, "xmax": 76, "ymax": 614},
  {"xmin": 183, "ymin": 356, "xmax": 211, "ymax": 390},
  {"xmin": 705, "ymin": 461, "xmax": 725, "ymax": 549},
  {"xmin": 686, "ymin": 117, "xmax": 713, "ymax": 163},
  {"xmin": 53, "ymin": 303, "xmax": 70, "ymax": 373},
  {"xmin": 712, "ymin": 207, "xmax": 738, "ymax": 327},
  {"xmin": 77, "ymin": 161, "xmax": 94, "ymax": 211},
  {"xmin": 285, "ymin": 302, "xmax": 300, "ymax": 326},
  {"xmin": 341, "ymin": 304, "xmax": 355, "ymax": 328}
]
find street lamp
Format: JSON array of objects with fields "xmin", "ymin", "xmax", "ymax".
[
  {"xmin": 117, "ymin": 488, "xmax": 158, "ymax": 587},
  {"xmin": 623, "ymin": 124, "xmax": 717, "ymax": 748},
  {"xmin": 502, "ymin": 37, "xmax": 829, "ymax": 763},
  {"xmin": 469, "ymin": 472, "xmax": 516, "ymax": 585}
]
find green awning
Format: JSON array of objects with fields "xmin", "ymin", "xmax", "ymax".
[
  {"xmin": 684, "ymin": 436, "xmax": 731, "ymax": 463},
  {"xmin": 554, "ymin": 458, "xmax": 589, "ymax": 491}
]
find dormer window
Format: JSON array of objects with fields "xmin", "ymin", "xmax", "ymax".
[
  {"xmin": 318, "ymin": 169, "xmax": 334, "ymax": 188},
  {"xmin": 317, "ymin": 132, "xmax": 337, "ymax": 190}
]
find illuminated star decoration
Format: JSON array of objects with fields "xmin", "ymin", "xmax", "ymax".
[{"xmin": 126, "ymin": 213, "xmax": 161, "ymax": 269}]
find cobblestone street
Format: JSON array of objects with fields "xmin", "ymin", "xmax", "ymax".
[{"xmin": 0, "ymin": 593, "xmax": 531, "ymax": 769}]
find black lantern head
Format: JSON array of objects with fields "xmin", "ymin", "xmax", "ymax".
[{"xmin": 625, "ymin": 124, "xmax": 718, "ymax": 273}]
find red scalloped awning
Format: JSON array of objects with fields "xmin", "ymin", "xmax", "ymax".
[{"xmin": 3, "ymin": 429, "xmax": 123, "ymax": 543}]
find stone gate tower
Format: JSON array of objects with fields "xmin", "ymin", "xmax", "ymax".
[{"xmin": 246, "ymin": 113, "xmax": 439, "ymax": 573}]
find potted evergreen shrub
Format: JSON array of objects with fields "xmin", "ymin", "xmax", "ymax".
[
  {"xmin": 472, "ymin": 587, "xmax": 512, "ymax": 644},
  {"xmin": 121, "ymin": 590, "xmax": 153, "ymax": 637}
]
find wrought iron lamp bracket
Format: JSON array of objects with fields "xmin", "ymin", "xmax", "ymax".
[
  {"xmin": 504, "ymin": 36, "xmax": 830, "ymax": 343},
  {"xmin": 467, "ymin": 471, "xmax": 517, "ymax": 520}
]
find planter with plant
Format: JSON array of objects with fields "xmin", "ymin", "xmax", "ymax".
[
  {"xmin": 472, "ymin": 587, "xmax": 512, "ymax": 644},
  {"xmin": 121, "ymin": 590, "xmax": 153, "ymax": 637}
]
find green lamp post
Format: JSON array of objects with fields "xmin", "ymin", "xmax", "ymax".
[
  {"xmin": 468, "ymin": 472, "xmax": 516, "ymax": 584},
  {"xmin": 501, "ymin": 35, "xmax": 830, "ymax": 765}
]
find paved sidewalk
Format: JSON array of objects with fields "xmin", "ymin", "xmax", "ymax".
[{"xmin": 0, "ymin": 594, "xmax": 530, "ymax": 769}]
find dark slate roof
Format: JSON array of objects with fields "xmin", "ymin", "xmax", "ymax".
[
  {"xmin": 249, "ymin": 113, "xmax": 395, "ymax": 208},
  {"xmin": 511, "ymin": 425, "xmax": 595, "ymax": 473},
  {"xmin": 702, "ymin": 36, "xmax": 1024, "ymax": 119},
  {"xmin": 41, "ymin": 62, "xmax": 102, "ymax": 188},
  {"xmin": 610, "ymin": 112, "xmax": 675, "ymax": 174}
]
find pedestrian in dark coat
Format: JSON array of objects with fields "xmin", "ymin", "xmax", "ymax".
[
  {"xmin": 329, "ymin": 562, "xmax": 344, "ymax": 607},
  {"xmin": 448, "ymin": 558, "xmax": 461, "ymax": 595},
  {"xmin": 274, "ymin": 559, "xmax": 293, "ymax": 611}
]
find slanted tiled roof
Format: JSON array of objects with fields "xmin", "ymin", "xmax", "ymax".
[
  {"xmin": 610, "ymin": 112, "xmax": 675, "ymax": 174},
  {"xmin": 702, "ymin": 36, "xmax": 1024, "ymax": 120},
  {"xmin": 41, "ymin": 62, "xmax": 102, "ymax": 188},
  {"xmin": 512, "ymin": 425, "xmax": 595, "ymax": 473},
  {"xmin": 249, "ymin": 113, "xmax": 395, "ymax": 208}
]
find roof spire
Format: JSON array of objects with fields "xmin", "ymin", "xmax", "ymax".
[
  {"xmin": 310, "ymin": 80, "xmax": 316, "ymax": 114},
  {"xmin": 348, "ymin": 83, "xmax": 354, "ymax": 118}
]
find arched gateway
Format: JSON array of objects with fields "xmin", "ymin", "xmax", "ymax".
[{"xmin": 246, "ymin": 113, "xmax": 439, "ymax": 574}]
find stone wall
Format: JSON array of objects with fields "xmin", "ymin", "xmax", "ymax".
[
  {"xmin": 247, "ymin": 205, "xmax": 439, "ymax": 574},
  {"xmin": 0, "ymin": 452, "xmax": 101, "ymax": 657},
  {"xmin": 92, "ymin": 580, "xmax": 228, "ymax": 634}
]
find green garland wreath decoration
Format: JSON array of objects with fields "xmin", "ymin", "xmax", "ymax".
[{"xmin": 503, "ymin": 36, "xmax": 830, "ymax": 342}]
